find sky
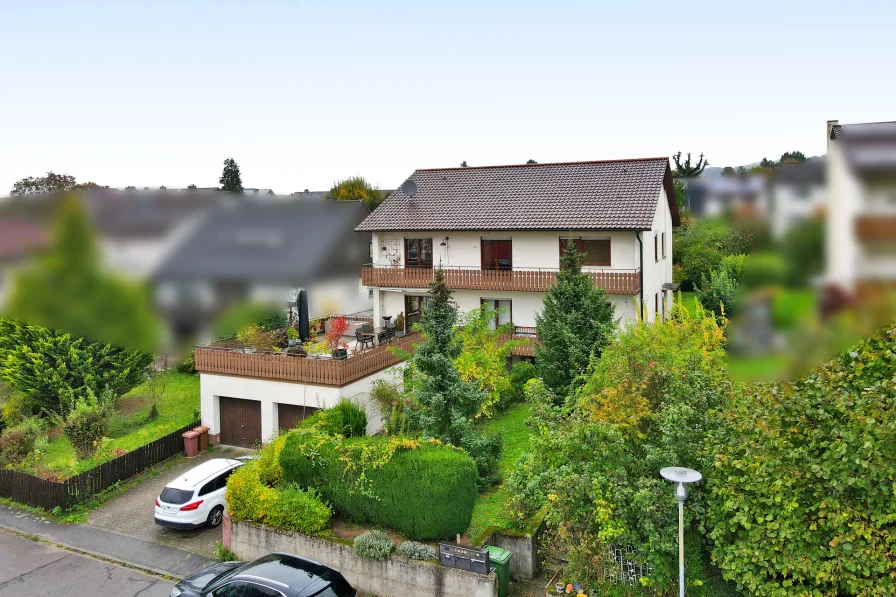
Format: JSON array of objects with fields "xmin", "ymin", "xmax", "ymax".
[{"xmin": 2, "ymin": 0, "xmax": 895, "ymax": 195}]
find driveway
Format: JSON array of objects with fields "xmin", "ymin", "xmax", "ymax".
[{"xmin": 88, "ymin": 446, "xmax": 251, "ymax": 557}]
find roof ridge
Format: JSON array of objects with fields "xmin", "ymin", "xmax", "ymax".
[{"xmin": 415, "ymin": 157, "xmax": 669, "ymax": 172}]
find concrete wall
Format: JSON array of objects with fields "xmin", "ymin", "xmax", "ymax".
[
  {"xmin": 200, "ymin": 365, "xmax": 403, "ymax": 441},
  {"xmin": 231, "ymin": 521, "xmax": 497, "ymax": 597}
]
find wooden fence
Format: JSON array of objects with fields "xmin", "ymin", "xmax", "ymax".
[
  {"xmin": 361, "ymin": 265, "xmax": 640, "ymax": 295},
  {"xmin": 195, "ymin": 333, "xmax": 421, "ymax": 386},
  {"xmin": 0, "ymin": 420, "xmax": 200, "ymax": 511}
]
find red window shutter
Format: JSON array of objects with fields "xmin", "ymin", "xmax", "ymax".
[
  {"xmin": 581, "ymin": 239, "xmax": 611, "ymax": 266},
  {"xmin": 483, "ymin": 240, "xmax": 512, "ymax": 270}
]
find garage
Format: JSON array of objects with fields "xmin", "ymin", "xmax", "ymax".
[
  {"xmin": 277, "ymin": 403, "xmax": 318, "ymax": 432},
  {"xmin": 219, "ymin": 396, "xmax": 262, "ymax": 448}
]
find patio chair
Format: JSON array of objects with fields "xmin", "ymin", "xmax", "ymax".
[{"xmin": 355, "ymin": 328, "xmax": 374, "ymax": 350}]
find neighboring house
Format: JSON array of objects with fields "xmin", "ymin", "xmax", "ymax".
[
  {"xmin": 154, "ymin": 199, "xmax": 372, "ymax": 344},
  {"xmin": 0, "ymin": 218, "xmax": 49, "ymax": 307},
  {"xmin": 685, "ymin": 174, "xmax": 768, "ymax": 219},
  {"xmin": 356, "ymin": 158, "xmax": 679, "ymax": 330},
  {"xmin": 243, "ymin": 188, "xmax": 276, "ymax": 196},
  {"xmin": 769, "ymin": 160, "xmax": 826, "ymax": 239},
  {"xmin": 825, "ymin": 119, "xmax": 896, "ymax": 301}
]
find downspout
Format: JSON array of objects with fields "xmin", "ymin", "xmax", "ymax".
[{"xmin": 636, "ymin": 231, "xmax": 645, "ymax": 321}]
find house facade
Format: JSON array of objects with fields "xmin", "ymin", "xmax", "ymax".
[
  {"xmin": 824, "ymin": 119, "xmax": 896, "ymax": 300},
  {"xmin": 357, "ymin": 158, "xmax": 679, "ymax": 331},
  {"xmin": 769, "ymin": 160, "xmax": 826, "ymax": 239}
]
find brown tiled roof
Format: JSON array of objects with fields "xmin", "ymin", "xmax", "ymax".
[
  {"xmin": 0, "ymin": 219, "xmax": 48, "ymax": 261},
  {"xmin": 356, "ymin": 158, "xmax": 677, "ymax": 232}
]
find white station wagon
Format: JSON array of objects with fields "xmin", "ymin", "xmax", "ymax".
[{"xmin": 155, "ymin": 458, "xmax": 245, "ymax": 529}]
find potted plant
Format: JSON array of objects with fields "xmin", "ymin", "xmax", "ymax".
[
  {"xmin": 306, "ymin": 341, "xmax": 330, "ymax": 359},
  {"xmin": 287, "ymin": 327, "xmax": 299, "ymax": 347},
  {"xmin": 394, "ymin": 312, "xmax": 406, "ymax": 338},
  {"xmin": 327, "ymin": 315, "xmax": 350, "ymax": 359}
]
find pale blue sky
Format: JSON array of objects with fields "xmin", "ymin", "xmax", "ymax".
[{"xmin": 2, "ymin": 0, "xmax": 894, "ymax": 194}]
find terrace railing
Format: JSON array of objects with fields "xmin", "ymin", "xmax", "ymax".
[{"xmin": 361, "ymin": 265, "xmax": 640, "ymax": 294}]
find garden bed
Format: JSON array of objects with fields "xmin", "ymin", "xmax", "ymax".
[{"xmin": 13, "ymin": 371, "xmax": 199, "ymax": 479}]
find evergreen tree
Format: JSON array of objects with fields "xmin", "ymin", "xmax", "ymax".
[
  {"xmin": 535, "ymin": 239, "xmax": 616, "ymax": 401},
  {"xmin": 219, "ymin": 157, "xmax": 244, "ymax": 193},
  {"xmin": 408, "ymin": 267, "xmax": 503, "ymax": 488}
]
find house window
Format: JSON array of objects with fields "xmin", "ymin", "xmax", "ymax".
[
  {"xmin": 655, "ymin": 292, "xmax": 660, "ymax": 316},
  {"xmin": 654, "ymin": 234, "xmax": 659, "ymax": 262},
  {"xmin": 481, "ymin": 298, "xmax": 512, "ymax": 330},
  {"xmin": 405, "ymin": 238, "xmax": 433, "ymax": 268},
  {"xmin": 482, "ymin": 240, "xmax": 513, "ymax": 271},
  {"xmin": 662, "ymin": 232, "xmax": 666, "ymax": 258},
  {"xmin": 661, "ymin": 291, "xmax": 666, "ymax": 320},
  {"xmin": 559, "ymin": 238, "xmax": 611, "ymax": 266}
]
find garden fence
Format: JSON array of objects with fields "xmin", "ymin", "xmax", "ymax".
[{"xmin": 0, "ymin": 419, "xmax": 200, "ymax": 511}]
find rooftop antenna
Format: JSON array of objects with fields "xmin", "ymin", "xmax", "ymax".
[{"xmin": 402, "ymin": 179, "xmax": 418, "ymax": 199}]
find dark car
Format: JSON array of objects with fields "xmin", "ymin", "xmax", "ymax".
[{"xmin": 170, "ymin": 553, "xmax": 357, "ymax": 597}]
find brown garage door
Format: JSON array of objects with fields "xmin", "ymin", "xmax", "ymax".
[
  {"xmin": 278, "ymin": 404, "xmax": 318, "ymax": 432},
  {"xmin": 219, "ymin": 396, "xmax": 262, "ymax": 448}
]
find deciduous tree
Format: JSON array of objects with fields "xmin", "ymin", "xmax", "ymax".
[
  {"xmin": 672, "ymin": 151, "xmax": 709, "ymax": 177},
  {"xmin": 330, "ymin": 176, "xmax": 384, "ymax": 211},
  {"xmin": 10, "ymin": 172, "xmax": 96, "ymax": 196}
]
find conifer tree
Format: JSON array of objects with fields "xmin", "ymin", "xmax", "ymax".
[{"xmin": 219, "ymin": 157, "xmax": 244, "ymax": 193}]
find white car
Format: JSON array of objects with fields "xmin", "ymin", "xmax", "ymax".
[{"xmin": 154, "ymin": 458, "xmax": 244, "ymax": 530}]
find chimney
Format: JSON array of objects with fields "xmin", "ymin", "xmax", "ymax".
[
  {"xmin": 188, "ymin": 184, "xmax": 197, "ymax": 191},
  {"xmin": 827, "ymin": 119, "xmax": 839, "ymax": 141},
  {"xmin": 143, "ymin": 187, "xmax": 150, "ymax": 190},
  {"xmin": 160, "ymin": 185, "xmax": 167, "ymax": 190}
]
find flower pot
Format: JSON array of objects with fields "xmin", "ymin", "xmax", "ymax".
[
  {"xmin": 332, "ymin": 348, "xmax": 348, "ymax": 359},
  {"xmin": 396, "ymin": 331, "xmax": 405, "ymax": 338},
  {"xmin": 288, "ymin": 339, "xmax": 297, "ymax": 347}
]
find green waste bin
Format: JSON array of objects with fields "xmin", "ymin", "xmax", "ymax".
[{"xmin": 484, "ymin": 545, "xmax": 513, "ymax": 597}]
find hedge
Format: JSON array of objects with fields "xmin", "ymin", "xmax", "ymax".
[
  {"xmin": 280, "ymin": 432, "xmax": 478, "ymax": 540},
  {"xmin": 706, "ymin": 325, "xmax": 896, "ymax": 596}
]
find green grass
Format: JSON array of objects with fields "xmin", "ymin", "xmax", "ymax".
[
  {"xmin": 467, "ymin": 402, "xmax": 534, "ymax": 544},
  {"xmin": 676, "ymin": 291, "xmax": 700, "ymax": 314},
  {"xmin": 727, "ymin": 354, "xmax": 788, "ymax": 382},
  {"xmin": 29, "ymin": 371, "xmax": 200, "ymax": 478}
]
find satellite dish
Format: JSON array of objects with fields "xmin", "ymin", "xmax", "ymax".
[
  {"xmin": 402, "ymin": 180, "xmax": 418, "ymax": 199},
  {"xmin": 660, "ymin": 467, "xmax": 702, "ymax": 484}
]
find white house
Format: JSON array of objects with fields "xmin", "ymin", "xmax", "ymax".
[
  {"xmin": 769, "ymin": 159, "xmax": 826, "ymax": 239},
  {"xmin": 824, "ymin": 119, "xmax": 896, "ymax": 301},
  {"xmin": 356, "ymin": 158, "xmax": 679, "ymax": 331}
]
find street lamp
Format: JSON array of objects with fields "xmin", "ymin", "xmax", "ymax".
[{"xmin": 660, "ymin": 467, "xmax": 702, "ymax": 597}]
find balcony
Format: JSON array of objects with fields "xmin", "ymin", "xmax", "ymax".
[
  {"xmin": 362, "ymin": 265, "xmax": 640, "ymax": 295},
  {"xmin": 855, "ymin": 215, "xmax": 896, "ymax": 242}
]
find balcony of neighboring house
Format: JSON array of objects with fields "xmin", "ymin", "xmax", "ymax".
[
  {"xmin": 855, "ymin": 214, "xmax": 896, "ymax": 242},
  {"xmin": 361, "ymin": 265, "xmax": 640, "ymax": 294}
]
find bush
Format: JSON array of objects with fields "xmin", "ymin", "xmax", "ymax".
[
  {"xmin": 353, "ymin": 530, "xmax": 394, "ymax": 560},
  {"xmin": 504, "ymin": 360, "xmax": 536, "ymax": 408},
  {"xmin": 697, "ymin": 267, "xmax": 739, "ymax": 321},
  {"xmin": 0, "ymin": 388, "xmax": 28, "ymax": 426},
  {"xmin": 325, "ymin": 400, "xmax": 368, "ymax": 438},
  {"xmin": 0, "ymin": 417, "xmax": 44, "ymax": 465},
  {"xmin": 58, "ymin": 389, "xmax": 114, "ymax": 460},
  {"xmin": 706, "ymin": 325, "xmax": 896, "ymax": 597},
  {"xmin": 176, "ymin": 348, "xmax": 196, "ymax": 374},
  {"xmin": 720, "ymin": 253, "xmax": 745, "ymax": 283},
  {"xmin": 674, "ymin": 219, "xmax": 731, "ymax": 290},
  {"xmin": 396, "ymin": 540, "xmax": 437, "ymax": 561},
  {"xmin": 741, "ymin": 251, "xmax": 788, "ymax": 289},
  {"xmin": 369, "ymin": 379, "xmax": 415, "ymax": 436},
  {"xmin": 226, "ymin": 460, "xmax": 331, "ymax": 534},
  {"xmin": 213, "ymin": 301, "xmax": 287, "ymax": 340},
  {"xmin": 280, "ymin": 432, "xmax": 478, "ymax": 540},
  {"xmin": 216, "ymin": 542, "xmax": 239, "ymax": 562},
  {"xmin": 781, "ymin": 217, "xmax": 824, "ymax": 286}
]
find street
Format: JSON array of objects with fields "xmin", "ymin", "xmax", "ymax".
[{"xmin": 0, "ymin": 530, "xmax": 175, "ymax": 597}]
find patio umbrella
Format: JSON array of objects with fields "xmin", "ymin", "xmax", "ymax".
[{"xmin": 298, "ymin": 290, "xmax": 310, "ymax": 341}]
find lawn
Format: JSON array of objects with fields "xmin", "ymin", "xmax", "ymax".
[
  {"xmin": 676, "ymin": 291, "xmax": 700, "ymax": 314},
  {"xmin": 29, "ymin": 371, "xmax": 200, "ymax": 479},
  {"xmin": 467, "ymin": 402, "xmax": 534, "ymax": 544}
]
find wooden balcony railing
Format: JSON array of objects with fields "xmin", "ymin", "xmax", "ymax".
[
  {"xmin": 856, "ymin": 215, "xmax": 896, "ymax": 242},
  {"xmin": 506, "ymin": 326, "xmax": 537, "ymax": 357},
  {"xmin": 361, "ymin": 265, "xmax": 640, "ymax": 295},
  {"xmin": 195, "ymin": 332, "xmax": 421, "ymax": 387}
]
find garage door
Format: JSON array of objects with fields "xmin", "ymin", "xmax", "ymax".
[
  {"xmin": 278, "ymin": 404, "xmax": 318, "ymax": 432},
  {"xmin": 219, "ymin": 396, "xmax": 262, "ymax": 448}
]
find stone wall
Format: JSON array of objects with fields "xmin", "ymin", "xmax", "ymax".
[
  {"xmin": 231, "ymin": 521, "xmax": 497, "ymax": 597},
  {"xmin": 480, "ymin": 512, "xmax": 547, "ymax": 581}
]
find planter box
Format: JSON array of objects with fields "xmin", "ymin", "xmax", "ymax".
[{"xmin": 231, "ymin": 521, "xmax": 497, "ymax": 597}]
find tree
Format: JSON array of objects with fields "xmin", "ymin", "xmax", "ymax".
[
  {"xmin": 720, "ymin": 166, "xmax": 736, "ymax": 177},
  {"xmin": 759, "ymin": 157, "xmax": 776, "ymax": 169},
  {"xmin": 779, "ymin": 150, "xmax": 807, "ymax": 164},
  {"xmin": 672, "ymin": 151, "xmax": 709, "ymax": 177},
  {"xmin": 460, "ymin": 161, "xmax": 468, "ymax": 168},
  {"xmin": 534, "ymin": 239, "xmax": 616, "ymax": 401},
  {"xmin": 330, "ymin": 176, "xmax": 385, "ymax": 211},
  {"xmin": 406, "ymin": 267, "xmax": 503, "ymax": 488},
  {"xmin": 526, "ymin": 159, "xmax": 537, "ymax": 164},
  {"xmin": 4, "ymin": 194, "xmax": 160, "ymax": 353},
  {"xmin": 219, "ymin": 158, "xmax": 244, "ymax": 193},
  {"xmin": 9, "ymin": 172, "xmax": 97, "ymax": 196},
  {"xmin": 673, "ymin": 179, "xmax": 687, "ymax": 212}
]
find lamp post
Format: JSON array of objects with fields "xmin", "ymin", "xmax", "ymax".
[{"xmin": 660, "ymin": 467, "xmax": 702, "ymax": 597}]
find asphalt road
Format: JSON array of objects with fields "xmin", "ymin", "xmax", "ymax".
[{"xmin": 0, "ymin": 531, "xmax": 175, "ymax": 597}]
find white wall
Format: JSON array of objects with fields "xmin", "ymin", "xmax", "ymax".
[
  {"xmin": 640, "ymin": 187, "xmax": 673, "ymax": 322},
  {"xmin": 200, "ymin": 365, "xmax": 402, "ymax": 442},
  {"xmin": 771, "ymin": 183, "xmax": 826, "ymax": 239},
  {"xmin": 826, "ymin": 135, "xmax": 863, "ymax": 289}
]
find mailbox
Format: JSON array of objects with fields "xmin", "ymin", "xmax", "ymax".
[{"xmin": 438, "ymin": 543, "xmax": 490, "ymax": 575}]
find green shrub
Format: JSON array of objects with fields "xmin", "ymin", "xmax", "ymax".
[
  {"xmin": 324, "ymin": 400, "xmax": 368, "ymax": 438},
  {"xmin": 697, "ymin": 267, "xmax": 739, "ymax": 320},
  {"xmin": 741, "ymin": 251, "xmax": 788, "ymax": 289},
  {"xmin": 212, "ymin": 301, "xmax": 286, "ymax": 340},
  {"xmin": 57, "ymin": 388, "xmax": 114, "ymax": 460},
  {"xmin": 176, "ymin": 348, "xmax": 196, "ymax": 374},
  {"xmin": 369, "ymin": 380, "xmax": 415, "ymax": 436},
  {"xmin": 0, "ymin": 388, "xmax": 28, "ymax": 426},
  {"xmin": 706, "ymin": 325, "xmax": 896, "ymax": 597},
  {"xmin": 781, "ymin": 217, "xmax": 824, "ymax": 286},
  {"xmin": 720, "ymin": 253, "xmax": 746, "ymax": 283},
  {"xmin": 0, "ymin": 417, "xmax": 44, "ymax": 465},
  {"xmin": 353, "ymin": 530, "xmax": 394, "ymax": 560},
  {"xmin": 226, "ymin": 460, "xmax": 331, "ymax": 534},
  {"xmin": 280, "ymin": 432, "xmax": 478, "ymax": 540},
  {"xmin": 216, "ymin": 541, "xmax": 239, "ymax": 562},
  {"xmin": 396, "ymin": 540, "xmax": 437, "ymax": 561},
  {"xmin": 504, "ymin": 360, "xmax": 536, "ymax": 408},
  {"xmin": 256, "ymin": 434, "xmax": 287, "ymax": 487}
]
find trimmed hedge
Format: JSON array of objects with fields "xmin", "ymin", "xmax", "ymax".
[{"xmin": 280, "ymin": 432, "xmax": 478, "ymax": 540}]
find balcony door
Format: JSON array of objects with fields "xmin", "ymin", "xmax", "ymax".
[
  {"xmin": 482, "ymin": 239, "xmax": 512, "ymax": 271},
  {"xmin": 405, "ymin": 295, "xmax": 430, "ymax": 330},
  {"xmin": 405, "ymin": 238, "xmax": 433, "ymax": 268},
  {"xmin": 481, "ymin": 298, "xmax": 512, "ymax": 330}
]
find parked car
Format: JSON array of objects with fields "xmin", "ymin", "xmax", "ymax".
[
  {"xmin": 155, "ymin": 458, "xmax": 244, "ymax": 529},
  {"xmin": 169, "ymin": 552, "xmax": 357, "ymax": 597}
]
